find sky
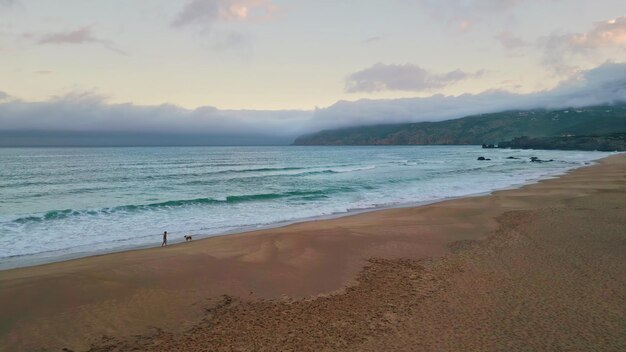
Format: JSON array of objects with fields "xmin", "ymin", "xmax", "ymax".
[{"xmin": 1, "ymin": 0, "xmax": 626, "ymax": 145}]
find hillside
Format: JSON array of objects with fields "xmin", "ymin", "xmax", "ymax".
[
  {"xmin": 498, "ymin": 133, "xmax": 626, "ymax": 152},
  {"xmin": 293, "ymin": 104, "xmax": 626, "ymax": 145}
]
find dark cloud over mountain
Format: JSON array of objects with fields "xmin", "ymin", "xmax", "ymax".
[{"xmin": 1, "ymin": 62, "xmax": 625, "ymax": 146}]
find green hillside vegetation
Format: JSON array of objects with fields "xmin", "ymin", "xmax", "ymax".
[
  {"xmin": 498, "ymin": 133, "xmax": 626, "ymax": 152},
  {"xmin": 293, "ymin": 104, "xmax": 626, "ymax": 145}
]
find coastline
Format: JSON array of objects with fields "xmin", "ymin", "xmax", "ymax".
[
  {"xmin": 0, "ymin": 153, "xmax": 609, "ymax": 271},
  {"xmin": 1, "ymin": 153, "xmax": 624, "ymax": 351}
]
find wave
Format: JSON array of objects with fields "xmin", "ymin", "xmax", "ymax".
[
  {"xmin": 3, "ymin": 165, "xmax": 378, "ymax": 190},
  {"xmin": 9, "ymin": 189, "xmax": 342, "ymax": 225},
  {"xmin": 300, "ymin": 165, "xmax": 377, "ymax": 175},
  {"xmin": 184, "ymin": 166, "xmax": 307, "ymax": 177},
  {"xmin": 387, "ymin": 160, "xmax": 417, "ymax": 166},
  {"xmin": 1, "ymin": 166, "xmax": 310, "ymax": 190},
  {"xmin": 331, "ymin": 165, "xmax": 376, "ymax": 173},
  {"xmin": 180, "ymin": 165, "xmax": 379, "ymax": 183},
  {"xmin": 137, "ymin": 166, "xmax": 308, "ymax": 182},
  {"xmin": 213, "ymin": 165, "xmax": 376, "ymax": 177}
]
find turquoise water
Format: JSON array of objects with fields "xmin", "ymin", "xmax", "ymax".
[{"xmin": 0, "ymin": 146, "xmax": 610, "ymax": 268}]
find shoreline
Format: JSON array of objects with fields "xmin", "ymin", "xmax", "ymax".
[
  {"xmin": 0, "ymin": 154, "xmax": 610, "ymax": 271},
  {"xmin": 1, "ymin": 152, "xmax": 624, "ymax": 351}
]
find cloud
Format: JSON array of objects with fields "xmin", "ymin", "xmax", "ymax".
[
  {"xmin": 171, "ymin": 0, "xmax": 278, "ymax": 55},
  {"xmin": 0, "ymin": 90, "xmax": 309, "ymax": 140},
  {"xmin": 0, "ymin": 0, "xmax": 18, "ymax": 16},
  {"xmin": 449, "ymin": 18, "xmax": 473, "ymax": 33},
  {"xmin": 0, "ymin": 0, "xmax": 17, "ymax": 7},
  {"xmin": 345, "ymin": 63, "xmax": 484, "ymax": 93},
  {"xmin": 172, "ymin": 0, "xmax": 279, "ymax": 29},
  {"xmin": 541, "ymin": 15, "xmax": 626, "ymax": 73},
  {"xmin": 418, "ymin": 0, "xmax": 524, "ymax": 16},
  {"xmin": 363, "ymin": 36, "xmax": 382, "ymax": 44},
  {"xmin": 416, "ymin": 0, "xmax": 526, "ymax": 32},
  {"xmin": 564, "ymin": 15, "xmax": 626, "ymax": 52},
  {"xmin": 37, "ymin": 27, "xmax": 97, "ymax": 45},
  {"xmin": 211, "ymin": 30, "xmax": 252, "ymax": 52},
  {"xmin": 0, "ymin": 90, "xmax": 11, "ymax": 101},
  {"xmin": 1, "ymin": 62, "xmax": 625, "ymax": 145},
  {"xmin": 495, "ymin": 30, "xmax": 530, "ymax": 50},
  {"xmin": 316, "ymin": 62, "xmax": 626, "ymax": 131},
  {"xmin": 35, "ymin": 26, "xmax": 126, "ymax": 54}
]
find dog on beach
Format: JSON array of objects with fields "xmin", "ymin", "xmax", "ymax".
[{"xmin": 184, "ymin": 235, "xmax": 192, "ymax": 242}]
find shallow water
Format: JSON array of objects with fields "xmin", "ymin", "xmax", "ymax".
[{"xmin": 0, "ymin": 145, "xmax": 610, "ymax": 268}]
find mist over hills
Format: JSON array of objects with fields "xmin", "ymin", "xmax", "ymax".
[
  {"xmin": 294, "ymin": 104, "xmax": 626, "ymax": 146},
  {"xmin": 1, "ymin": 63, "xmax": 626, "ymax": 147}
]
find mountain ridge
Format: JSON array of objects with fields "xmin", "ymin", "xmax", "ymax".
[{"xmin": 293, "ymin": 104, "xmax": 626, "ymax": 146}]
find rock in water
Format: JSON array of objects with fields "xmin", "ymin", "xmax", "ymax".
[{"xmin": 530, "ymin": 156, "xmax": 553, "ymax": 163}]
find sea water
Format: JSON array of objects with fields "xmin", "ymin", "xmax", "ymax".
[{"xmin": 0, "ymin": 146, "xmax": 611, "ymax": 268}]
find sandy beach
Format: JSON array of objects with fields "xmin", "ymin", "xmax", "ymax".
[{"xmin": 1, "ymin": 153, "xmax": 625, "ymax": 351}]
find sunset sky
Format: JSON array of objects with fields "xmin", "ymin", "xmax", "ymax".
[
  {"xmin": 1, "ymin": 1, "xmax": 626, "ymax": 144},
  {"xmin": 2, "ymin": 0, "xmax": 625, "ymax": 110}
]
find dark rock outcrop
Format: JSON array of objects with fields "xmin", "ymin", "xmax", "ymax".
[{"xmin": 530, "ymin": 157, "xmax": 554, "ymax": 163}]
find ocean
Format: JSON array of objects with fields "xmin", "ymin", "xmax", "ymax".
[{"xmin": 0, "ymin": 146, "xmax": 611, "ymax": 269}]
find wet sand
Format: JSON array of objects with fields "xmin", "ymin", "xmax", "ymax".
[{"xmin": 1, "ymin": 154, "xmax": 625, "ymax": 351}]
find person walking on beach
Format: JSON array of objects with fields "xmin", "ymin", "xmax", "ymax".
[{"xmin": 161, "ymin": 231, "xmax": 168, "ymax": 247}]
